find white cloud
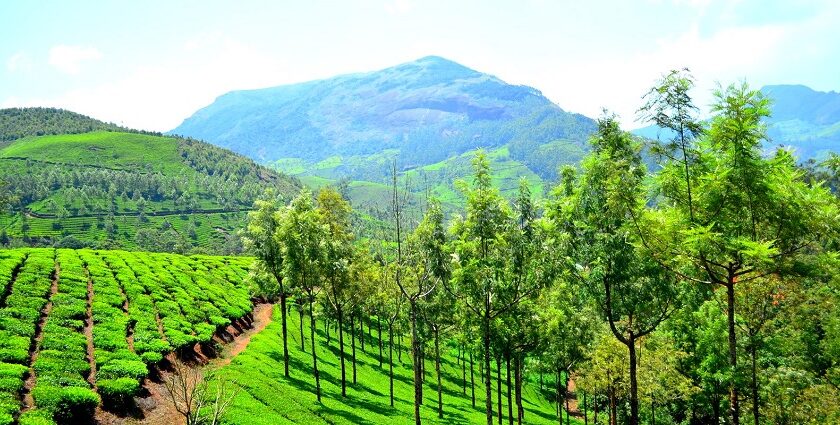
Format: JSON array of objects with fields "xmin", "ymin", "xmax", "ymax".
[
  {"xmin": 6, "ymin": 52, "xmax": 33, "ymax": 73},
  {"xmin": 48, "ymin": 45, "xmax": 102, "ymax": 75},
  {"xmin": 385, "ymin": 0, "xmax": 414, "ymax": 15}
]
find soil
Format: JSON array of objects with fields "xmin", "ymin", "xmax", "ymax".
[{"xmin": 94, "ymin": 303, "xmax": 274, "ymax": 425}]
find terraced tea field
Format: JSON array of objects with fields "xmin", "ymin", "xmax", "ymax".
[{"xmin": 0, "ymin": 248, "xmax": 253, "ymax": 425}]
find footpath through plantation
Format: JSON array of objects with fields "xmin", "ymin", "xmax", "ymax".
[{"xmin": 0, "ymin": 248, "xmax": 252, "ymax": 425}]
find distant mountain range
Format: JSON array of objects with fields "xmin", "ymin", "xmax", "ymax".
[{"xmin": 172, "ymin": 57, "xmax": 839, "ymax": 209}]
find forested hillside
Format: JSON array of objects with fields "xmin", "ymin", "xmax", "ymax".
[{"xmin": 0, "ymin": 108, "xmax": 302, "ymax": 253}]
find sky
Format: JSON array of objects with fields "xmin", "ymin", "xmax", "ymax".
[{"xmin": 2, "ymin": 0, "xmax": 839, "ymax": 131}]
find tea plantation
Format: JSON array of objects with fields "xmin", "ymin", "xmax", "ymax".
[{"xmin": 0, "ymin": 248, "xmax": 253, "ymax": 425}]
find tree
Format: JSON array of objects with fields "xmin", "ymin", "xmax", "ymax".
[
  {"xmin": 643, "ymin": 82, "xmax": 839, "ymax": 425},
  {"xmin": 389, "ymin": 164, "xmax": 437, "ymax": 425},
  {"xmin": 449, "ymin": 152, "xmax": 541, "ymax": 425},
  {"xmin": 415, "ymin": 199, "xmax": 453, "ymax": 419},
  {"xmin": 277, "ymin": 189, "xmax": 326, "ymax": 401},
  {"xmin": 243, "ymin": 192, "xmax": 292, "ymax": 378},
  {"xmin": 557, "ymin": 114, "xmax": 681, "ymax": 425},
  {"xmin": 317, "ymin": 186, "xmax": 356, "ymax": 398}
]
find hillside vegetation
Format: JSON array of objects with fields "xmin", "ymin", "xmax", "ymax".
[
  {"xmin": 0, "ymin": 109, "xmax": 301, "ymax": 253},
  {"xmin": 0, "ymin": 248, "xmax": 253, "ymax": 425}
]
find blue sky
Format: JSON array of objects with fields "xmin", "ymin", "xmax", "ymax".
[{"xmin": 2, "ymin": 0, "xmax": 838, "ymax": 131}]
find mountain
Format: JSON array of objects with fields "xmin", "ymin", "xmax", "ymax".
[
  {"xmin": 172, "ymin": 56, "xmax": 597, "ymax": 186},
  {"xmin": 632, "ymin": 84, "xmax": 840, "ymax": 160},
  {"xmin": 0, "ymin": 108, "xmax": 301, "ymax": 252}
]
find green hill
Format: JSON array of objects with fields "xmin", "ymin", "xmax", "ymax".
[
  {"xmin": 0, "ymin": 247, "xmax": 254, "ymax": 425},
  {"xmin": 0, "ymin": 109, "xmax": 302, "ymax": 253},
  {"xmin": 214, "ymin": 305, "xmax": 577, "ymax": 425}
]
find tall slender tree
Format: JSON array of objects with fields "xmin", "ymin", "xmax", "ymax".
[
  {"xmin": 449, "ymin": 152, "xmax": 542, "ymax": 425},
  {"xmin": 277, "ymin": 189, "xmax": 326, "ymax": 401},
  {"xmin": 317, "ymin": 186, "xmax": 356, "ymax": 398},
  {"xmin": 243, "ymin": 192, "xmax": 291, "ymax": 378}
]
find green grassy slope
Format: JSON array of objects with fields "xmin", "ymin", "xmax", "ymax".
[
  {"xmin": 0, "ymin": 125, "xmax": 301, "ymax": 253},
  {"xmin": 214, "ymin": 305, "xmax": 579, "ymax": 425},
  {"xmin": 0, "ymin": 248, "xmax": 254, "ymax": 425}
]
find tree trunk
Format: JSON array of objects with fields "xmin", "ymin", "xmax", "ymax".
[
  {"xmin": 280, "ymin": 293, "xmax": 290, "ymax": 377},
  {"xmin": 326, "ymin": 317, "xmax": 331, "ymax": 344},
  {"xmin": 594, "ymin": 393, "xmax": 598, "ymax": 425},
  {"xmin": 470, "ymin": 349, "xmax": 476, "ymax": 408},
  {"xmin": 378, "ymin": 318, "xmax": 383, "ymax": 367},
  {"xmin": 398, "ymin": 329, "xmax": 403, "ymax": 362},
  {"xmin": 628, "ymin": 335, "xmax": 639, "ymax": 425},
  {"xmin": 515, "ymin": 356, "xmax": 523, "ymax": 425},
  {"xmin": 651, "ymin": 402, "xmax": 655, "ymax": 425},
  {"xmin": 506, "ymin": 354, "xmax": 513, "ymax": 425},
  {"xmin": 435, "ymin": 330, "xmax": 443, "ymax": 419},
  {"xmin": 609, "ymin": 383, "xmax": 617, "ymax": 425},
  {"xmin": 389, "ymin": 322, "xmax": 395, "ymax": 407},
  {"xmin": 557, "ymin": 369, "xmax": 563, "ymax": 425},
  {"xmin": 751, "ymin": 343, "xmax": 759, "ymax": 425},
  {"xmin": 565, "ymin": 373, "xmax": 570, "ymax": 425},
  {"xmin": 351, "ymin": 313, "xmax": 357, "ymax": 384},
  {"xmin": 484, "ymin": 313, "xmax": 493, "ymax": 425},
  {"xmin": 299, "ymin": 307, "xmax": 306, "ymax": 352},
  {"xmin": 583, "ymin": 392, "xmax": 588, "ymax": 425},
  {"xmin": 497, "ymin": 356, "xmax": 503, "ymax": 425},
  {"xmin": 360, "ymin": 314, "xmax": 366, "ymax": 353},
  {"xmin": 338, "ymin": 307, "xmax": 347, "ymax": 397},
  {"xmin": 462, "ymin": 346, "xmax": 467, "ymax": 395},
  {"xmin": 726, "ymin": 281, "xmax": 740, "ymax": 425},
  {"xmin": 309, "ymin": 300, "xmax": 321, "ymax": 402},
  {"xmin": 410, "ymin": 302, "xmax": 421, "ymax": 425}
]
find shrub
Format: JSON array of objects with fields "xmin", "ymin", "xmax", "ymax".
[
  {"xmin": 0, "ymin": 362, "xmax": 27, "ymax": 380},
  {"xmin": 98, "ymin": 360, "xmax": 147, "ymax": 380},
  {"xmin": 16, "ymin": 410, "xmax": 56, "ymax": 425},
  {"xmin": 53, "ymin": 387, "xmax": 99, "ymax": 423},
  {"xmin": 97, "ymin": 378, "xmax": 140, "ymax": 406},
  {"xmin": 140, "ymin": 351, "xmax": 163, "ymax": 364}
]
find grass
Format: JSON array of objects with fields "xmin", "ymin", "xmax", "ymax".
[{"xmin": 213, "ymin": 306, "xmax": 581, "ymax": 425}]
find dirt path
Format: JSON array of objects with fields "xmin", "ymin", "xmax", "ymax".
[
  {"xmin": 96, "ymin": 303, "xmax": 274, "ymax": 425},
  {"xmin": 85, "ymin": 267, "xmax": 98, "ymax": 388},
  {"xmin": 211, "ymin": 303, "xmax": 273, "ymax": 367}
]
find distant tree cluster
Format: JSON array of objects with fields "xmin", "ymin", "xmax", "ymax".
[{"xmin": 0, "ymin": 107, "xmax": 126, "ymax": 142}]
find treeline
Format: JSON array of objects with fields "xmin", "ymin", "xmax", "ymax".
[
  {"xmin": 0, "ymin": 107, "xmax": 126, "ymax": 142},
  {"xmin": 245, "ymin": 72, "xmax": 840, "ymax": 425}
]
